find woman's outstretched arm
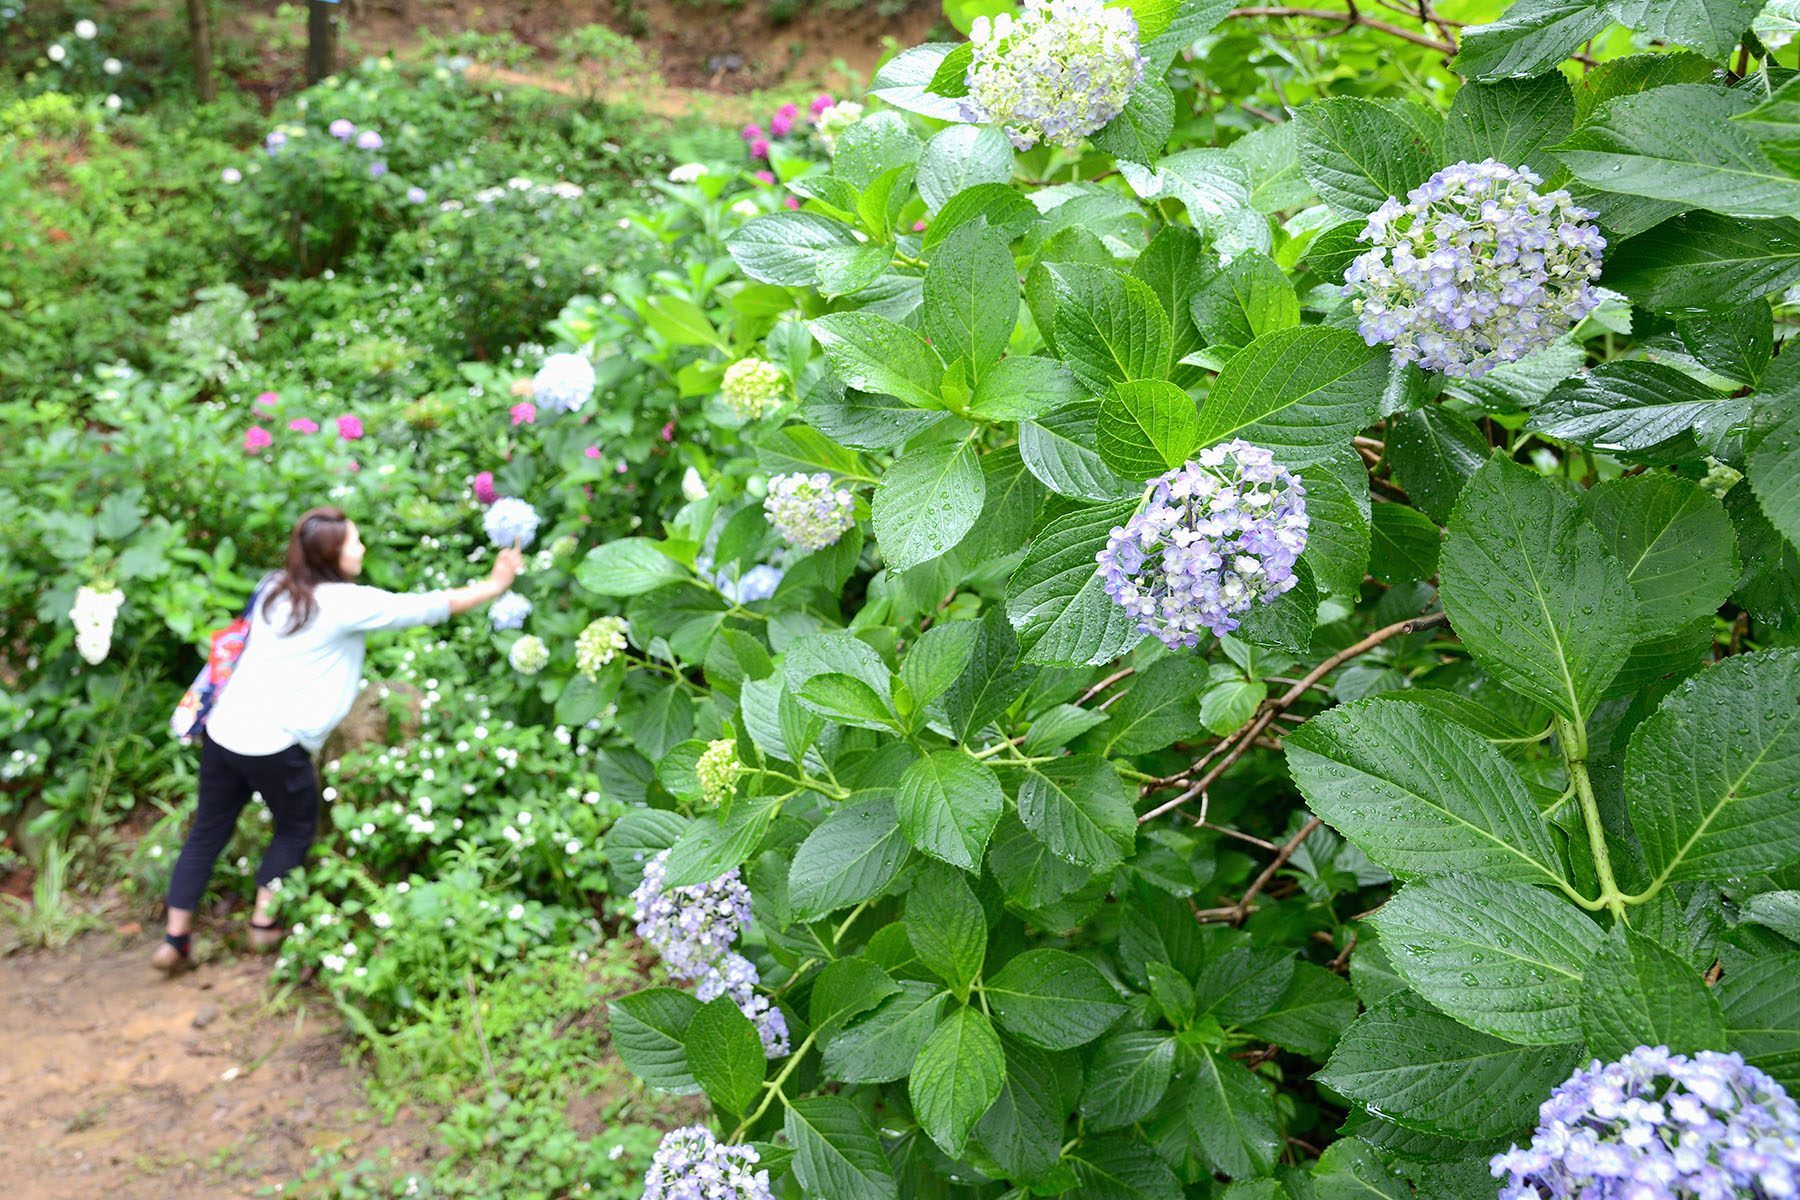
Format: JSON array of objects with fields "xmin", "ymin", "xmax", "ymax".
[{"xmin": 447, "ymin": 547, "xmax": 525, "ymax": 615}]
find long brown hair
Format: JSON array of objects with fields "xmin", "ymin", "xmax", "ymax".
[{"xmin": 263, "ymin": 507, "xmax": 351, "ymax": 635}]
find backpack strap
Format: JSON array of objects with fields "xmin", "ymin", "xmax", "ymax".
[{"xmin": 241, "ymin": 571, "xmax": 278, "ymax": 622}]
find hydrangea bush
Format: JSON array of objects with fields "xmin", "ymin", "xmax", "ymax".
[{"xmin": 576, "ymin": 2, "xmax": 1800, "ymax": 1198}]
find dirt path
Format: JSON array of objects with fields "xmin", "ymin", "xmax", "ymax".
[{"xmin": 1, "ymin": 931, "xmax": 429, "ymax": 1200}]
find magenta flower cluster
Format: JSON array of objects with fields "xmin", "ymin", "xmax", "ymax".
[
  {"xmin": 1096, "ymin": 440, "xmax": 1309, "ymax": 648},
  {"xmin": 632, "ymin": 850, "xmax": 790, "ymax": 1057},
  {"xmin": 240, "ymin": 395, "xmax": 363, "ymax": 454},
  {"xmin": 1493, "ymin": 1047, "xmax": 1800, "ymax": 1200}
]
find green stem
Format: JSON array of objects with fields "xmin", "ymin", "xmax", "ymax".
[
  {"xmin": 1556, "ymin": 714, "xmax": 1627, "ymax": 919},
  {"xmin": 731, "ymin": 1030, "xmax": 817, "ymax": 1141}
]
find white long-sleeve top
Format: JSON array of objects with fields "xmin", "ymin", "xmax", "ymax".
[{"xmin": 203, "ymin": 578, "xmax": 451, "ymax": 756}]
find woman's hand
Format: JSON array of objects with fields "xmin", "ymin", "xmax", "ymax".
[{"xmin": 490, "ymin": 547, "xmax": 525, "ymax": 590}]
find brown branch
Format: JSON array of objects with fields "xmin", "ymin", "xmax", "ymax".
[
  {"xmin": 1228, "ymin": 5, "xmax": 1457, "ymax": 54},
  {"xmin": 1077, "ymin": 667, "xmax": 1134, "ymax": 707},
  {"xmin": 1138, "ymin": 609, "xmax": 1451, "ymax": 824}
]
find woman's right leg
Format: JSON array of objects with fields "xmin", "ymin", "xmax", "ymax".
[{"xmin": 164, "ymin": 735, "xmax": 254, "ymax": 935}]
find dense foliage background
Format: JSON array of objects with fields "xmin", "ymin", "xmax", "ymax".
[{"xmin": 7, "ymin": 0, "xmax": 1800, "ymax": 1197}]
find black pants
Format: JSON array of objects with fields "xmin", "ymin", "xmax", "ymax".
[{"xmin": 166, "ymin": 733, "xmax": 320, "ymax": 912}]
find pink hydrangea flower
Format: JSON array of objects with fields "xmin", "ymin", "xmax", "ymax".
[
  {"xmin": 473, "ymin": 471, "xmax": 497, "ymax": 505},
  {"xmin": 346, "ymin": 460, "xmax": 360, "ymax": 473},
  {"xmin": 254, "ymin": 391, "xmax": 278, "ymax": 411},
  {"xmin": 913, "ymin": 220, "xmax": 928, "ymax": 232},
  {"xmin": 754, "ymin": 170, "xmax": 775, "ymax": 185},
  {"xmin": 771, "ymin": 103, "xmax": 797, "ymax": 136},
  {"xmin": 336, "ymin": 414, "xmax": 364, "ymax": 440},
  {"xmin": 784, "ymin": 195, "xmax": 801, "ymax": 210},
  {"xmin": 741, "ymin": 123, "xmax": 762, "ymax": 141},
  {"xmin": 616, "ymin": 462, "xmax": 628, "ymax": 474},
  {"xmin": 661, "ymin": 420, "xmax": 676, "ymax": 442},
  {"xmin": 584, "ymin": 446, "xmax": 601, "ymax": 459},
  {"xmin": 243, "ymin": 426, "xmax": 272, "ymax": 453},
  {"xmin": 510, "ymin": 401, "xmax": 536, "ymax": 426},
  {"xmin": 811, "ymin": 94, "xmax": 833, "ymax": 116},
  {"xmin": 750, "ymin": 138, "xmax": 770, "ymax": 160},
  {"xmin": 288, "ymin": 417, "xmax": 319, "ymax": 433}
]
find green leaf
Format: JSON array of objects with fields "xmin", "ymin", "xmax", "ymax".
[
  {"xmin": 1006, "ymin": 498, "xmax": 1147, "ymax": 667},
  {"xmin": 1317, "ymin": 994, "xmax": 1587, "ymax": 1139},
  {"xmin": 1582, "ymin": 473, "xmax": 1739, "ymax": 633},
  {"xmin": 1020, "ymin": 404, "xmax": 1134, "ymax": 501},
  {"xmin": 917, "ymin": 125, "xmax": 1014, "ymax": 211},
  {"xmin": 1298, "ymin": 447, "xmax": 1373, "ymax": 598},
  {"xmin": 1445, "ymin": 75, "xmax": 1575, "ymax": 182},
  {"xmin": 1439, "ymin": 455, "xmax": 1637, "ymax": 721},
  {"xmin": 822, "ymin": 981, "xmax": 949, "ymax": 1083},
  {"xmin": 1573, "ymin": 51, "xmax": 1715, "ymax": 123},
  {"xmin": 754, "ymin": 424, "xmax": 870, "ymax": 480},
  {"xmin": 1679, "ymin": 301, "xmax": 1773, "ymax": 387},
  {"xmin": 924, "ymin": 40, "xmax": 974, "ymax": 97},
  {"xmin": 1286, "ymin": 697, "xmax": 1570, "ymax": 887},
  {"xmin": 1368, "ymin": 503, "xmax": 1441, "ymax": 585},
  {"xmin": 785, "ymin": 1095, "xmax": 899, "ymax": 1200},
  {"xmin": 1554, "ymin": 85, "xmax": 1800, "ymax": 219},
  {"xmin": 686, "ymin": 996, "xmax": 768, "ymax": 1116},
  {"xmin": 910, "ymin": 1005, "xmax": 1006, "ymax": 1156},
  {"xmin": 1194, "ymin": 326, "xmax": 1388, "ymax": 465},
  {"xmin": 1196, "ymin": 946, "xmax": 1296, "ymax": 1024},
  {"xmin": 1727, "ymin": 480, "xmax": 1800, "ymax": 631},
  {"xmin": 798, "ymin": 673, "xmax": 896, "ymax": 730},
  {"xmin": 1233, "ymin": 554, "xmax": 1318, "ymax": 655},
  {"xmin": 1610, "ymin": 0, "xmax": 1763, "ymax": 61},
  {"xmin": 609, "ymin": 988, "xmax": 702, "ymax": 1093},
  {"xmin": 1373, "ymin": 876, "xmax": 1600, "ymax": 1045},
  {"xmin": 1625, "ymin": 648, "xmax": 1800, "ymax": 884},
  {"xmin": 899, "ymin": 621, "xmax": 980, "ymax": 714},
  {"xmin": 810, "ymin": 311, "xmax": 944, "ymax": 411},
  {"xmin": 577, "ymin": 539, "xmax": 688, "ymax": 596},
  {"xmin": 1201, "ymin": 678, "xmax": 1267, "ymax": 737},
  {"xmin": 620, "ymin": 680, "xmax": 695, "ymax": 765},
  {"xmin": 1296, "ymin": 96, "xmax": 1438, "ymax": 217},
  {"xmin": 1080, "ymin": 1032, "xmax": 1174, "ymax": 1131},
  {"xmin": 1133, "ymin": 224, "xmax": 1214, "ymax": 375},
  {"xmin": 1017, "ymin": 755, "xmax": 1138, "ymax": 871},
  {"xmin": 662, "ymin": 796, "xmax": 774, "ymax": 887},
  {"xmin": 1047, "ymin": 264, "xmax": 1172, "ymax": 392},
  {"xmin": 1241, "ymin": 963, "xmax": 1359, "ymax": 1059},
  {"xmin": 1528, "ymin": 360, "xmax": 1732, "ymax": 456},
  {"xmin": 1096, "ymin": 379, "xmax": 1201, "ymax": 478},
  {"xmin": 976, "ymin": 1042, "xmax": 1073, "ymax": 1183},
  {"xmin": 926, "ymin": 182, "xmax": 1044, "ymax": 249},
  {"xmin": 1750, "ymin": 410, "xmax": 1800, "ymax": 549},
  {"xmin": 727, "ymin": 211, "xmax": 862, "ymax": 286},
  {"xmin": 1717, "ymin": 954, "xmax": 1800, "ymax": 1090},
  {"xmin": 811, "ymin": 958, "xmax": 902, "ymax": 1037},
  {"xmin": 788, "ymin": 797, "xmax": 913, "ymax": 921},
  {"xmin": 896, "ymin": 751, "xmax": 1004, "ymax": 872},
  {"xmin": 924, "ymin": 220, "xmax": 1018, "ymax": 377},
  {"xmin": 1104, "ymin": 655, "xmax": 1208, "ymax": 754},
  {"xmin": 985, "ymin": 948, "xmax": 1128, "ymax": 1050},
  {"xmin": 1605, "ymin": 213, "xmax": 1800, "ymax": 310},
  {"xmin": 873, "ymin": 439, "xmax": 985, "ymax": 572},
  {"xmin": 1190, "ymin": 1047, "xmax": 1282, "ymax": 1180},
  {"xmin": 644, "ymin": 295, "xmax": 725, "ymax": 349},
  {"xmin": 1454, "ymin": 0, "xmax": 1612, "ymax": 82},
  {"xmin": 943, "ymin": 606, "xmax": 1035, "ymax": 742},
  {"xmin": 1580, "ymin": 924, "xmax": 1727, "ymax": 1061},
  {"xmin": 1066, "ymin": 1135, "xmax": 1185, "ymax": 1200},
  {"xmin": 906, "ymin": 862, "xmax": 989, "ymax": 994},
  {"xmin": 1090, "ymin": 77, "xmax": 1176, "ymax": 166},
  {"xmin": 1386, "ymin": 407, "xmax": 1491, "ymax": 526},
  {"xmin": 834, "ymin": 111, "xmax": 923, "ymax": 190},
  {"xmin": 969, "ymin": 355, "xmax": 1083, "ymax": 421},
  {"xmin": 1190, "ymin": 249, "xmax": 1300, "ymax": 352}
]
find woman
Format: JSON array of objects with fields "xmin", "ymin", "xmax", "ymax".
[{"xmin": 153, "ymin": 507, "xmax": 525, "ymax": 973}]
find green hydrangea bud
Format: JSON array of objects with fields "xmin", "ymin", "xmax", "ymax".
[
  {"xmin": 720, "ymin": 358, "xmax": 785, "ymax": 420},
  {"xmin": 695, "ymin": 737, "xmax": 741, "ymax": 806}
]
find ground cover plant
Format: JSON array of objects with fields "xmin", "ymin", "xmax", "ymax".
[{"xmin": 8, "ymin": 0, "xmax": 1800, "ymax": 1197}]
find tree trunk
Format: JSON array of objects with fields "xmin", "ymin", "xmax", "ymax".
[
  {"xmin": 186, "ymin": 0, "xmax": 216, "ymax": 103},
  {"xmin": 305, "ymin": 0, "xmax": 338, "ymax": 85}
]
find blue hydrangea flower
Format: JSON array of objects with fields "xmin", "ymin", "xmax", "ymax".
[
  {"xmin": 1096, "ymin": 440, "xmax": 1309, "ymax": 648},
  {"xmin": 719, "ymin": 564, "xmax": 783, "ymax": 604},
  {"xmin": 643, "ymin": 1126, "xmax": 775, "ymax": 1200},
  {"xmin": 1493, "ymin": 1046, "xmax": 1800, "ymax": 1200},
  {"xmin": 489, "ymin": 592, "xmax": 532, "ymax": 631},
  {"xmin": 764, "ymin": 472, "xmax": 855, "ymax": 551},
  {"xmin": 532, "ymin": 352, "xmax": 596, "ymax": 414},
  {"xmin": 962, "ymin": 0, "xmax": 1144, "ymax": 151},
  {"xmin": 1343, "ymin": 158, "xmax": 1606, "ymax": 379},
  {"xmin": 483, "ymin": 497, "xmax": 540, "ymax": 549}
]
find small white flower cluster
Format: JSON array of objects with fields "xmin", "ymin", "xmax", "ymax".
[
  {"xmin": 576, "ymin": 616, "xmax": 629, "ymax": 677},
  {"xmin": 720, "ymin": 358, "xmax": 785, "ymax": 420},
  {"xmin": 508, "ymin": 634, "xmax": 549, "ymax": 674},
  {"xmin": 680, "ymin": 466, "xmax": 709, "ymax": 501},
  {"xmin": 763, "ymin": 472, "xmax": 855, "ymax": 551},
  {"xmin": 667, "ymin": 163, "xmax": 708, "ymax": 184},
  {"xmin": 70, "ymin": 584, "xmax": 124, "ymax": 665},
  {"xmin": 694, "ymin": 738, "xmax": 741, "ymax": 806},
  {"xmin": 2, "ymin": 748, "xmax": 43, "ymax": 783},
  {"xmin": 964, "ymin": 0, "xmax": 1144, "ymax": 150}
]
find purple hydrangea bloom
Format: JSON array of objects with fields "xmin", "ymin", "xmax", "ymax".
[
  {"xmin": 482, "ymin": 496, "xmax": 540, "ymax": 549},
  {"xmin": 962, "ymin": 0, "xmax": 1144, "ymax": 150},
  {"xmin": 1342, "ymin": 158, "xmax": 1606, "ymax": 379},
  {"xmin": 367, "ymin": 160, "xmax": 387, "ymax": 179},
  {"xmin": 719, "ymin": 564, "xmax": 783, "ymax": 605},
  {"xmin": 1096, "ymin": 440, "xmax": 1309, "ymax": 648},
  {"xmin": 531, "ymin": 352, "xmax": 596, "ymax": 414},
  {"xmin": 265, "ymin": 130, "xmax": 287, "ymax": 153},
  {"xmin": 643, "ymin": 1126, "xmax": 775, "ymax": 1200},
  {"xmin": 406, "ymin": 186, "xmax": 427, "ymax": 204},
  {"xmin": 764, "ymin": 472, "xmax": 855, "ymax": 551},
  {"xmin": 355, "ymin": 128, "xmax": 382, "ymax": 150},
  {"xmin": 632, "ymin": 850, "xmax": 791, "ymax": 1057},
  {"xmin": 488, "ymin": 591, "xmax": 532, "ymax": 631},
  {"xmin": 328, "ymin": 118, "xmax": 355, "ymax": 140},
  {"xmin": 1494, "ymin": 1046, "xmax": 1800, "ymax": 1200}
]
